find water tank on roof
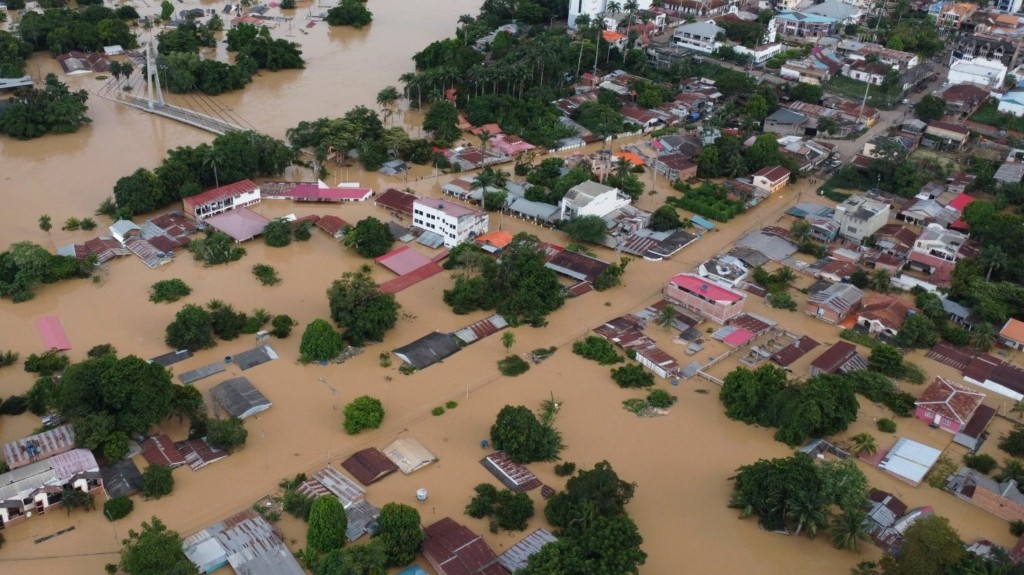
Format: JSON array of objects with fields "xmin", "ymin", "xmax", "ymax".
[{"xmin": 416, "ymin": 488, "xmax": 428, "ymax": 501}]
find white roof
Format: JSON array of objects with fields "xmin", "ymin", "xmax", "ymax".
[
  {"xmin": 673, "ymin": 20, "xmax": 724, "ymax": 38},
  {"xmin": 879, "ymin": 438, "xmax": 941, "ymax": 484},
  {"xmin": 382, "ymin": 438, "xmax": 437, "ymax": 475}
]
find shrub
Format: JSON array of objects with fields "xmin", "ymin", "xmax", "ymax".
[
  {"xmin": 149, "ymin": 279, "xmax": 192, "ymax": 303},
  {"xmin": 554, "ymin": 462, "xmax": 576, "ymax": 477},
  {"xmin": 1012, "ymin": 520, "xmax": 1024, "ymax": 538},
  {"xmin": 141, "ymin": 464, "xmax": 174, "ymax": 499},
  {"xmin": 87, "ymin": 344, "xmax": 117, "ymax": 358},
  {"xmin": 206, "ymin": 418, "xmax": 247, "ymax": 452},
  {"xmin": 379, "ymin": 352, "xmax": 392, "ymax": 367},
  {"xmin": 1000, "ymin": 427, "xmax": 1024, "ymax": 458},
  {"xmin": 498, "ymin": 355, "xmax": 530, "ymax": 376},
  {"xmin": 270, "ymin": 314, "xmax": 295, "ymax": 338},
  {"xmin": 0, "ymin": 396, "xmax": 30, "ymax": 416},
  {"xmin": 964, "ymin": 453, "xmax": 998, "ymax": 475},
  {"xmin": 877, "ymin": 418, "xmax": 897, "ymax": 433},
  {"xmin": 343, "ymin": 395, "xmax": 385, "ymax": 434},
  {"xmin": 104, "ymin": 496, "xmax": 134, "ymax": 521},
  {"xmin": 0, "ymin": 350, "xmax": 18, "ymax": 367},
  {"xmin": 445, "ymin": 400, "xmax": 458, "ymax": 409},
  {"xmin": 571, "ymin": 336, "xmax": 624, "ymax": 365},
  {"xmin": 80, "ymin": 217, "xmax": 98, "ymax": 231},
  {"xmin": 646, "ymin": 388, "xmax": 678, "ymax": 408},
  {"xmin": 899, "ymin": 361, "xmax": 927, "ymax": 385},
  {"xmin": 252, "ymin": 264, "xmax": 281, "ymax": 286},
  {"xmin": 767, "ymin": 291, "xmax": 797, "ymax": 311},
  {"xmin": 432, "ymin": 406, "xmax": 445, "ymax": 416},
  {"xmin": 24, "ymin": 350, "xmax": 70, "ymax": 376},
  {"xmin": 611, "ymin": 364, "xmax": 655, "ymax": 389},
  {"xmin": 299, "ymin": 319, "xmax": 344, "ymax": 362},
  {"xmin": 283, "ymin": 489, "xmax": 313, "ymax": 520}
]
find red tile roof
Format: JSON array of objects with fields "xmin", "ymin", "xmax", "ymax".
[
  {"xmin": 316, "ymin": 215, "xmax": 349, "ymax": 236},
  {"xmin": 375, "ymin": 188, "xmax": 417, "ymax": 215},
  {"xmin": 772, "ymin": 335, "xmax": 820, "ymax": 367},
  {"xmin": 182, "ymin": 179, "xmax": 259, "ymax": 208},
  {"xmin": 858, "ymin": 295, "xmax": 915, "ymax": 331},
  {"xmin": 668, "ymin": 274, "xmax": 743, "ymax": 303},
  {"xmin": 915, "ymin": 376, "xmax": 984, "ymax": 425},
  {"xmin": 140, "ymin": 434, "xmax": 186, "ymax": 468}
]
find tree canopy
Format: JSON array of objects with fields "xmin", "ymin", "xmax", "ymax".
[
  {"xmin": 373, "ymin": 503, "xmax": 423, "ymax": 567},
  {"xmin": 119, "ymin": 517, "xmax": 197, "ymax": 575},
  {"xmin": 326, "ymin": 269, "xmax": 400, "ymax": 345},
  {"xmin": 0, "ymin": 74, "xmax": 90, "ymax": 140},
  {"xmin": 327, "ymin": 0, "xmax": 373, "ymax": 27},
  {"xmin": 299, "ymin": 319, "xmax": 345, "ymax": 362},
  {"xmin": 342, "ymin": 395, "xmax": 385, "ymax": 435},
  {"xmin": 343, "ymin": 217, "xmax": 394, "ymax": 258},
  {"xmin": 563, "ymin": 215, "xmax": 607, "ymax": 244},
  {"xmin": 0, "ymin": 241, "xmax": 91, "ymax": 302},
  {"xmin": 165, "ymin": 304, "xmax": 216, "ymax": 351},
  {"xmin": 307, "ymin": 496, "xmax": 347, "ymax": 555},
  {"xmin": 490, "ymin": 404, "xmax": 563, "ymax": 463}
]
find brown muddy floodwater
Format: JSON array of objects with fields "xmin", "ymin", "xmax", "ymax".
[{"xmin": 0, "ymin": 3, "xmax": 1015, "ymax": 574}]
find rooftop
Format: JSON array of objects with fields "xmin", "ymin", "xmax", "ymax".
[
  {"xmin": 414, "ymin": 198, "xmax": 485, "ymax": 219},
  {"xmin": 210, "ymin": 377, "xmax": 272, "ymax": 420},
  {"xmin": 3, "ymin": 424, "xmax": 76, "ymax": 470},
  {"xmin": 342, "ymin": 448, "xmax": 398, "ymax": 485},
  {"xmin": 752, "ymin": 165, "xmax": 791, "ymax": 183},
  {"xmin": 422, "ymin": 517, "xmax": 505, "ymax": 575},
  {"xmin": 668, "ymin": 274, "xmax": 743, "ymax": 303},
  {"xmin": 204, "ymin": 207, "xmax": 270, "ymax": 243},
  {"xmin": 182, "ymin": 179, "xmax": 259, "ymax": 208},
  {"xmin": 858, "ymin": 295, "xmax": 914, "ymax": 331},
  {"xmin": 915, "ymin": 376, "xmax": 985, "ymax": 426},
  {"xmin": 1001, "ymin": 318, "xmax": 1024, "ymax": 344},
  {"xmin": 879, "ymin": 438, "xmax": 942, "ymax": 485}
]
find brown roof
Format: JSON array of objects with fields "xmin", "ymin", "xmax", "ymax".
[
  {"xmin": 869, "ymin": 489, "xmax": 908, "ymax": 517},
  {"xmin": 915, "ymin": 376, "xmax": 984, "ymax": 425},
  {"xmin": 422, "ymin": 518, "xmax": 505, "ymax": 575},
  {"xmin": 140, "ymin": 434, "xmax": 186, "ymax": 469},
  {"xmin": 927, "ymin": 120, "xmax": 971, "ymax": 136},
  {"xmin": 858, "ymin": 295, "xmax": 915, "ymax": 331},
  {"xmin": 341, "ymin": 448, "xmax": 398, "ymax": 485},
  {"xmin": 874, "ymin": 224, "xmax": 919, "ymax": 251},
  {"xmin": 772, "ymin": 335, "xmax": 820, "ymax": 367},
  {"xmin": 545, "ymin": 250, "xmax": 610, "ymax": 283},
  {"xmin": 374, "ymin": 188, "xmax": 417, "ymax": 216},
  {"xmin": 810, "ymin": 341, "xmax": 858, "ymax": 373},
  {"xmin": 819, "ymin": 260, "xmax": 860, "ymax": 279},
  {"xmin": 315, "ymin": 215, "xmax": 349, "ymax": 236},
  {"xmin": 1000, "ymin": 318, "xmax": 1024, "ymax": 345},
  {"xmin": 941, "ymin": 83, "xmax": 989, "ymax": 103},
  {"xmin": 752, "ymin": 165, "xmax": 791, "ymax": 184},
  {"xmin": 960, "ymin": 404, "xmax": 996, "ymax": 439}
]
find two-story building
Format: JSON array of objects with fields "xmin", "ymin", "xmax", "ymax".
[
  {"xmin": 412, "ymin": 198, "xmax": 489, "ymax": 248},
  {"xmin": 0, "ymin": 449, "xmax": 102, "ymax": 528},
  {"xmin": 664, "ymin": 273, "xmax": 745, "ymax": 324},
  {"xmin": 772, "ymin": 11, "xmax": 837, "ymax": 39},
  {"xmin": 652, "ymin": 153, "xmax": 698, "ymax": 182},
  {"xmin": 947, "ymin": 57, "xmax": 1007, "ymax": 89},
  {"xmin": 671, "ymin": 21, "xmax": 724, "ymax": 54},
  {"xmin": 183, "ymin": 179, "xmax": 261, "ymax": 222},
  {"xmin": 832, "ymin": 194, "xmax": 891, "ymax": 243},
  {"xmin": 751, "ymin": 166, "xmax": 791, "ymax": 194},
  {"xmin": 559, "ymin": 181, "xmax": 632, "ymax": 220},
  {"xmin": 939, "ymin": 2, "xmax": 979, "ymax": 29},
  {"xmin": 907, "ymin": 224, "xmax": 969, "ymax": 278}
]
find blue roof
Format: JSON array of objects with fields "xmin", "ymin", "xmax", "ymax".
[
  {"xmin": 397, "ymin": 567, "xmax": 428, "ymax": 575},
  {"xmin": 691, "ymin": 215, "xmax": 715, "ymax": 230},
  {"xmin": 776, "ymin": 11, "xmax": 838, "ymax": 24}
]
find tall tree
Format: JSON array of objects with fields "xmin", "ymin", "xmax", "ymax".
[
  {"xmin": 879, "ymin": 516, "xmax": 965, "ymax": 575},
  {"xmin": 326, "ymin": 269, "xmax": 400, "ymax": 345},
  {"xmin": 307, "ymin": 496, "xmax": 347, "ymax": 555},
  {"xmin": 373, "ymin": 503, "xmax": 423, "ymax": 567},
  {"xmin": 119, "ymin": 517, "xmax": 198, "ymax": 575}
]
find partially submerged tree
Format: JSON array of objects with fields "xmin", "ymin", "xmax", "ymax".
[
  {"xmin": 326, "ymin": 269, "xmax": 400, "ymax": 345},
  {"xmin": 307, "ymin": 496, "xmax": 347, "ymax": 555},
  {"xmin": 119, "ymin": 517, "xmax": 197, "ymax": 575},
  {"xmin": 373, "ymin": 503, "xmax": 423, "ymax": 567},
  {"xmin": 490, "ymin": 405, "xmax": 563, "ymax": 464},
  {"xmin": 299, "ymin": 319, "xmax": 345, "ymax": 363},
  {"xmin": 342, "ymin": 395, "xmax": 385, "ymax": 435}
]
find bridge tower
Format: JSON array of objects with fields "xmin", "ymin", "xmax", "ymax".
[{"xmin": 144, "ymin": 42, "xmax": 165, "ymax": 111}]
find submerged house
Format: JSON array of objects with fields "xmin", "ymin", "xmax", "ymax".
[
  {"xmin": 0, "ymin": 449, "xmax": 102, "ymax": 527},
  {"xmin": 914, "ymin": 376, "xmax": 985, "ymax": 434},
  {"xmin": 210, "ymin": 377, "xmax": 273, "ymax": 420},
  {"xmin": 182, "ymin": 180, "xmax": 261, "ymax": 222},
  {"xmin": 182, "ymin": 509, "xmax": 304, "ymax": 575}
]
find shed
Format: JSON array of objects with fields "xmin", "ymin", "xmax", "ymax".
[
  {"xmin": 342, "ymin": 448, "xmax": 398, "ymax": 485},
  {"xmin": 383, "ymin": 438, "xmax": 438, "ymax": 475},
  {"xmin": 100, "ymin": 459, "xmax": 144, "ymax": 498},
  {"xmin": 210, "ymin": 377, "xmax": 272, "ymax": 420},
  {"xmin": 480, "ymin": 451, "xmax": 542, "ymax": 492},
  {"xmin": 422, "ymin": 518, "xmax": 505, "ymax": 575},
  {"xmin": 497, "ymin": 529, "xmax": 558, "ymax": 573},
  {"xmin": 879, "ymin": 438, "xmax": 942, "ymax": 486},
  {"xmin": 393, "ymin": 332, "xmax": 461, "ymax": 370},
  {"xmin": 809, "ymin": 341, "xmax": 867, "ymax": 375}
]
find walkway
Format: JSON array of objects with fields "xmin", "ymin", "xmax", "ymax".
[{"xmin": 119, "ymin": 95, "xmax": 245, "ymax": 136}]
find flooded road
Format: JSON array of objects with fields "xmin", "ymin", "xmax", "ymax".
[{"xmin": 0, "ymin": 3, "xmax": 1014, "ymax": 574}]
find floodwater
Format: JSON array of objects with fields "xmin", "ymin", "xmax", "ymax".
[{"xmin": 0, "ymin": 3, "xmax": 1016, "ymax": 574}]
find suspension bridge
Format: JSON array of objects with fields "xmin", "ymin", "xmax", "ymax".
[{"xmin": 97, "ymin": 42, "xmax": 258, "ymax": 136}]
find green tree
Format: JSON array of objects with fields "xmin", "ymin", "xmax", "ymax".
[
  {"xmin": 611, "ymin": 364, "xmax": 655, "ymax": 388},
  {"xmin": 868, "ymin": 344, "xmax": 904, "ymax": 377},
  {"xmin": 373, "ymin": 503, "xmax": 423, "ymax": 567},
  {"xmin": 545, "ymin": 461, "xmax": 636, "ymax": 532},
  {"xmin": 327, "ymin": 269, "xmax": 399, "ymax": 344},
  {"xmin": 165, "ymin": 304, "xmax": 216, "ymax": 351},
  {"xmin": 150, "ymin": 279, "xmax": 192, "ymax": 303},
  {"xmin": 831, "ymin": 509, "xmax": 871, "ymax": 552},
  {"xmin": 894, "ymin": 313, "xmax": 938, "ymax": 348},
  {"xmin": 789, "ymin": 83, "xmax": 823, "ymax": 104},
  {"xmin": 342, "ymin": 395, "xmax": 384, "ymax": 434},
  {"xmin": 141, "ymin": 465, "xmax": 174, "ymax": 499},
  {"xmin": 719, "ymin": 364, "xmax": 788, "ymax": 424},
  {"xmin": 299, "ymin": 319, "xmax": 345, "ymax": 363},
  {"xmin": 914, "ymin": 94, "xmax": 946, "ymax": 123},
  {"xmin": 271, "ymin": 314, "xmax": 296, "ymax": 338},
  {"xmin": 119, "ymin": 517, "xmax": 197, "ymax": 575},
  {"xmin": 423, "ymin": 100, "xmax": 461, "ymax": 145},
  {"xmin": 0, "ymin": 74, "xmax": 90, "ymax": 140},
  {"xmin": 326, "ymin": 0, "xmax": 374, "ymax": 27},
  {"xmin": 729, "ymin": 454, "xmax": 822, "ymax": 533},
  {"xmin": 307, "ymin": 496, "xmax": 347, "ymax": 555},
  {"xmin": 206, "ymin": 417, "xmax": 247, "ymax": 452},
  {"xmin": 490, "ymin": 405, "xmax": 563, "ymax": 463},
  {"xmin": 563, "ymin": 215, "xmax": 607, "ymax": 244},
  {"xmin": 38, "ymin": 214, "xmax": 52, "ymax": 235},
  {"xmin": 314, "ymin": 541, "xmax": 387, "ymax": 575},
  {"xmin": 263, "ymin": 218, "xmax": 293, "ymax": 247},
  {"xmin": 113, "ymin": 169, "xmax": 165, "ymax": 216},
  {"xmin": 879, "ymin": 516, "xmax": 966, "ymax": 575},
  {"xmin": 650, "ymin": 205, "xmax": 683, "ymax": 231},
  {"xmin": 343, "ymin": 217, "xmax": 394, "ymax": 258},
  {"xmin": 870, "ymin": 269, "xmax": 892, "ymax": 293},
  {"xmin": 104, "ymin": 496, "xmax": 134, "ymax": 521},
  {"xmin": 501, "ymin": 330, "xmax": 516, "ymax": 352},
  {"xmin": 61, "ymin": 487, "xmax": 95, "ymax": 515},
  {"xmin": 160, "ymin": 0, "xmax": 174, "ymax": 19}
]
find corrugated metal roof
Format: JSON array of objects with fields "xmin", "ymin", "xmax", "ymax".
[
  {"xmin": 210, "ymin": 377, "xmax": 272, "ymax": 420},
  {"xmin": 497, "ymin": 529, "xmax": 557, "ymax": 573},
  {"xmin": 3, "ymin": 424, "xmax": 76, "ymax": 470},
  {"xmin": 879, "ymin": 438, "xmax": 942, "ymax": 485},
  {"xmin": 453, "ymin": 315, "xmax": 508, "ymax": 345},
  {"xmin": 384, "ymin": 438, "xmax": 438, "ymax": 475}
]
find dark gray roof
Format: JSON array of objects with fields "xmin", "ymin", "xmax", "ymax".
[
  {"xmin": 210, "ymin": 377, "xmax": 272, "ymax": 419},
  {"xmin": 766, "ymin": 107, "xmax": 808, "ymax": 125},
  {"xmin": 149, "ymin": 349, "xmax": 193, "ymax": 367},
  {"xmin": 393, "ymin": 332, "xmax": 462, "ymax": 370},
  {"xmin": 234, "ymin": 345, "xmax": 279, "ymax": 371},
  {"xmin": 100, "ymin": 459, "xmax": 143, "ymax": 498},
  {"xmin": 497, "ymin": 529, "xmax": 558, "ymax": 573},
  {"xmin": 178, "ymin": 362, "xmax": 226, "ymax": 384}
]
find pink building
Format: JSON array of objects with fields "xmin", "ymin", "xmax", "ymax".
[
  {"xmin": 664, "ymin": 273, "xmax": 745, "ymax": 324},
  {"xmin": 914, "ymin": 376, "xmax": 985, "ymax": 434},
  {"xmin": 489, "ymin": 133, "xmax": 535, "ymax": 156}
]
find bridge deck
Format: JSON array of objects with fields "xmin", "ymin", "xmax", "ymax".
[{"xmin": 120, "ymin": 96, "xmax": 244, "ymax": 135}]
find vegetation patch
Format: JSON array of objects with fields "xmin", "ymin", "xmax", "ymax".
[
  {"xmin": 465, "ymin": 483, "xmax": 534, "ymax": 533},
  {"xmin": 611, "ymin": 364, "xmax": 655, "ymax": 389},
  {"xmin": 667, "ymin": 181, "xmax": 746, "ymax": 222},
  {"xmin": 252, "ymin": 264, "xmax": 281, "ymax": 286},
  {"xmin": 149, "ymin": 279, "xmax": 191, "ymax": 303},
  {"xmin": 498, "ymin": 355, "xmax": 530, "ymax": 377},
  {"xmin": 343, "ymin": 395, "xmax": 385, "ymax": 435},
  {"xmin": 877, "ymin": 418, "xmax": 897, "ymax": 433},
  {"xmin": 571, "ymin": 336, "xmax": 623, "ymax": 365}
]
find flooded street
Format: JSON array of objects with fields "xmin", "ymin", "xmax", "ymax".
[{"xmin": 0, "ymin": 4, "xmax": 1015, "ymax": 575}]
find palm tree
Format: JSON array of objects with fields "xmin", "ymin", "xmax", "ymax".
[
  {"xmin": 501, "ymin": 331, "xmax": 516, "ymax": 352},
  {"xmin": 998, "ymin": 458, "xmax": 1024, "ymax": 484},
  {"xmin": 869, "ymin": 269, "xmax": 891, "ymax": 293},
  {"xmin": 979, "ymin": 245, "xmax": 1008, "ymax": 282},
  {"xmin": 973, "ymin": 322, "xmax": 996, "ymax": 352},
  {"xmin": 787, "ymin": 494, "xmax": 828, "ymax": 539},
  {"xmin": 202, "ymin": 147, "xmax": 224, "ymax": 188},
  {"xmin": 728, "ymin": 491, "xmax": 754, "ymax": 519},
  {"xmin": 470, "ymin": 167, "xmax": 498, "ymax": 203},
  {"xmin": 38, "ymin": 214, "xmax": 52, "ymax": 235},
  {"xmin": 850, "ymin": 432, "xmax": 878, "ymax": 457},
  {"xmin": 791, "ymin": 220, "xmax": 812, "ymax": 244},
  {"xmin": 606, "ymin": 0, "xmax": 621, "ymax": 16},
  {"xmin": 725, "ymin": 152, "xmax": 747, "ymax": 178},
  {"xmin": 1012, "ymin": 400, "xmax": 1024, "ymax": 421},
  {"xmin": 831, "ymin": 510, "xmax": 870, "ymax": 552},
  {"xmin": 457, "ymin": 13, "xmax": 475, "ymax": 45},
  {"xmin": 774, "ymin": 267, "xmax": 797, "ymax": 289},
  {"xmin": 622, "ymin": 0, "xmax": 640, "ymax": 62},
  {"xmin": 398, "ymin": 72, "xmax": 416, "ymax": 101},
  {"xmin": 657, "ymin": 304, "xmax": 676, "ymax": 331},
  {"xmin": 574, "ymin": 13, "xmax": 591, "ymax": 32},
  {"xmin": 376, "ymin": 85, "xmax": 400, "ymax": 126},
  {"xmin": 478, "ymin": 128, "xmax": 493, "ymax": 152},
  {"xmin": 612, "ymin": 156, "xmax": 632, "ymax": 180}
]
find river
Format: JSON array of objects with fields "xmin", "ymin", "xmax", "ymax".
[{"xmin": 0, "ymin": 2, "xmax": 1014, "ymax": 574}]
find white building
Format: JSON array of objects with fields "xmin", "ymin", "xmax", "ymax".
[
  {"xmin": 569, "ymin": 0, "xmax": 654, "ymax": 29},
  {"xmin": 672, "ymin": 21, "xmax": 725, "ymax": 54},
  {"xmin": 832, "ymin": 194, "xmax": 891, "ymax": 243},
  {"xmin": 995, "ymin": 0, "xmax": 1023, "ymax": 13},
  {"xmin": 732, "ymin": 43, "xmax": 784, "ymax": 64},
  {"xmin": 0, "ymin": 449, "xmax": 101, "ymax": 527},
  {"xmin": 948, "ymin": 57, "xmax": 1008, "ymax": 90},
  {"xmin": 559, "ymin": 181, "xmax": 632, "ymax": 220},
  {"xmin": 911, "ymin": 224, "xmax": 968, "ymax": 264},
  {"xmin": 412, "ymin": 198, "xmax": 489, "ymax": 248},
  {"xmin": 999, "ymin": 82, "xmax": 1024, "ymax": 116}
]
